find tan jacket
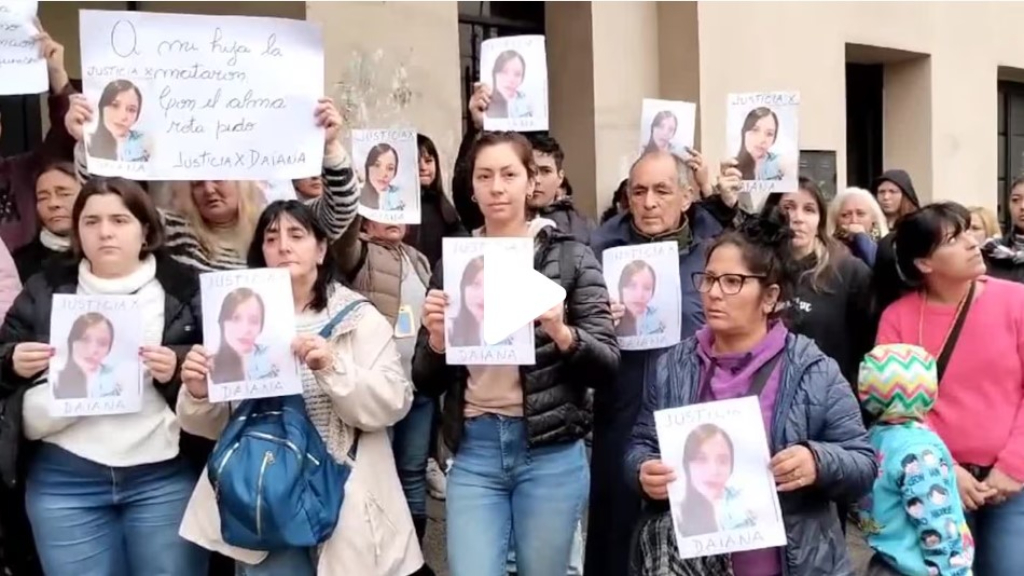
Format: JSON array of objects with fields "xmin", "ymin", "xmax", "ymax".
[
  {"xmin": 334, "ymin": 216, "xmax": 431, "ymax": 324},
  {"xmin": 176, "ymin": 293, "xmax": 422, "ymax": 575}
]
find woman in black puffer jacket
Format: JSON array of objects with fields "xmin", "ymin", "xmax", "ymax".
[{"xmin": 412, "ymin": 131, "xmax": 618, "ymax": 576}]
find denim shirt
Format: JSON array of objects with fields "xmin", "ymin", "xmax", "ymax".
[
  {"xmin": 637, "ymin": 307, "xmax": 666, "ymax": 336},
  {"xmin": 118, "ymin": 130, "xmax": 149, "ymax": 163},
  {"xmin": 244, "ymin": 344, "xmax": 279, "ymax": 381},
  {"xmin": 756, "ymin": 151, "xmax": 784, "ymax": 181},
  {"xmin": 87, "ymin": 364, "xmax": 122, "ymax": 398},
  {"xmin": 507, "ymin": 91, "xmax": 534, "ymax": 119},
  {"xmin": 379, "ymin": 185, "xmax": 406, "ymax": 211}
]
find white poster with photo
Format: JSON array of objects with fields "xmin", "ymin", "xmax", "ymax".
[
  {"xmin": 603, "ymin": 241, "xmax": 681, "ymax": 351},
  {"xmin": 726, "ymin": 91, "xmax": 800, "ymax": 210},
  {"xmin": 79, "ymin": 10, "xmax": 324, "ymax": 181},
  {"xmin": 480, "ymin": 35, "xmax": 548, "ymax": 133},
  {"xmin": 443, "ymin": 237, "xmax": 535, "ymax": 366},
  {"xmin": 352, "ymin": 129, "xmax": 421, "ymax": 224},
  {"xmin": 47, "ymin": 295, "xmax": 144, "ymax": 417},
  {"xmin": 655, "ymin": 396, "xmax": 786, "ymax": 559},
  {"xmin": 200, "ymin": 268, "xmax": 301, "ymax": 403},
  {"xmin": 0, "ymin": 1, "xmax": 46, "ymax": 95},
  {"xmin": 639, "ymin": 99, "xmax": 696, "ymax": 157}
]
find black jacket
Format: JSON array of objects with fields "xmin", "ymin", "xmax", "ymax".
[
  {"xmin": 539, "ymin": 197, "xmax": 595, "ymax": 245},
  {"xmin": 12, "ymin": 236, "xmax": 69, "ymax": 284},
  {"xmin": 0, "ymin": 253, "xmax": 209, "ymax": 487},
  {"xmin": 404, "ymin": 188, "xmax": 465, "ymax": 268},
  {"xmin": 411, "ymin": 228, "xmax": 619, "ymax": 451}
]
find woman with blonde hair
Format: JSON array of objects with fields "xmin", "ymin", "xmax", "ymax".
[
  {"xmin": 64, "ymin": 94, "xmax": 359, "ymax": 271},
  {"xmin": 828, "ymin": 186, "xmax": 889, "ymax": 267},
  {"xmin": 968, "ymin": 205, "xmax": 1000, "ymax": 244}
]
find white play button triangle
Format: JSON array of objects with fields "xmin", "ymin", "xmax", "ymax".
[{"xmin": 482, "ymin": 243, "xmax": 567, "ymax": 346}]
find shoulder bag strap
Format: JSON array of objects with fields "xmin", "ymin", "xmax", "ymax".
[
  {"xmin": 935, "ymin": 281, "xmax": 976, "ymax": 383},
  {"xmin": 746, "ymin": 352, "xmax": 784, "ymax": 398}
]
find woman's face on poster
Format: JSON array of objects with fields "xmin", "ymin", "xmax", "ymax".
[
  {"xmin": 622, "ymin": 267, "xmax": 655, "ymax": 317},
  {"xmin": 223, "ymin": 296, "xmax": 263, "ymax": 355},
  {"xmin": 495, "ymin": 56, "xmax": 525, "ymax": 99},
  {"xmin": 72, "ymin": 321, "xmax": 112, "ymax": 374},
  {"xmin": 838, "ymin": 195, "xmax": 875, "ymax": 230},
  {"xmin": 191, "ymin": 180, "xmax": 240, "ymax": 225},
  {"xmin": 743, "ymin": 113, "xmax": 777, "ymax": 161},
  {"xmin": 262, "ymin": 212, "xmax": 326, "ymax": 280},
  {"xmin": 464, "ymin": 267, "xmax": 485, "ymax": 322},
  {"xmin": 652, "ymin": 115, "xmax": 677, "ymax": 150},
  {"xmin": 36, "ymin": 169, "xmax": 80, "ymax": 235},
  {"xmin": 688, "ymin": 432, "xmax": 733, "ymax": 501},
  {"xmin": 369, "ymin": 149, "xmax": 398, "ymax": 193},
  {"xmin": 103, "ymin": 88, "xmax": 141, "ymax": 139}
]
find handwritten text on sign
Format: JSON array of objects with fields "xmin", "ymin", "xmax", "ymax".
[
  {"xmin": 0, "ymin": 1, "xmax": 46, "ymax": 95},
  {"xmin": 79, "ymin": 10, "xmax": 324, "ymax": 180}
]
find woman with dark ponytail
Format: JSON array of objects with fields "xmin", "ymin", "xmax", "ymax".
[{"xmin": 627, "ymin": 212, "xmax": 875, "ymax": 576}]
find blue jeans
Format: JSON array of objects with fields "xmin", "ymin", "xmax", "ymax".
[
  {"xmin": 507, "ymin": 522, "xmax": 585, "ymax": 575},
  {"xmin": 446, "ymin": 415, "xmax": 589, "ymax": 576},
  {"xmin": 24, "ymin": 443, "xmax": 208, "ymax": 576},
  {"xmin": 968, "ymin": 488, "xmax": 1024, "ymax": 575},
  {"xmin": 392, "ymin": 391, "xmax": 435, "ymax": 519},
  {"xmin": 235, "ymin": 547, "xmax": 316, "ymax": 576}
]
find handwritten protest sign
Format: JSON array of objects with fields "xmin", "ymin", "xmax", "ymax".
[
  {"xmin": 200, "ymin": 268, "xmax": 301, "ymax": 403},
  {"xmin": 48, "ymin": 295, "xmax": 144, "ymax": 417},
  {"xmin": 603, "ymin": 241, "xmax": 681, "ymax": 351},
  {"xmin": 442, "ymin": 237, "xmax": 536, "ymax": 366},
  {"xmin": 79, "ymin": 10, "xmax": 324, "ymax": 181},
  {"xmin": 480, "ymin": 35, "xmax": 549, "ymax": 132},
  {"xmin": 656, "ymin": 396, "xmax": 786, "ymax": 559},
  {"xmin": 352, "ymin": 129, "xmax": 421, "ymax": 224},
  {"xmin": 0, "ymin": 1, "xmax": 46, "ymax": 95},
  {"xmin": 726, "ymin": 91, "xmax": 800, "ymax": 209}
]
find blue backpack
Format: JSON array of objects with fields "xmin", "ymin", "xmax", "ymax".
[{"xmin": 207, "ymin": 299, "xmax": 368, "ymax": 551}]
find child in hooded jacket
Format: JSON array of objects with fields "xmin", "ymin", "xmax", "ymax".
[{"xmin": 856, "ymin": 344, "xmax": 974, "ymax": 576}]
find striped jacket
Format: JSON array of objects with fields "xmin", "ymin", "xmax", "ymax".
[{"xmin": 73, "ymin": 142, "xmax": 358, "ymax": 271}]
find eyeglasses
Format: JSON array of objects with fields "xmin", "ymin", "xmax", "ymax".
[{"xmin": 691, "ymin": 272, "xmax": 766, "ymax": 296}]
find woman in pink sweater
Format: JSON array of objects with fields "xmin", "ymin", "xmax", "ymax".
[{"xmin": 877, "ymin": 202, "xmax": 1024, "ymax": 576}]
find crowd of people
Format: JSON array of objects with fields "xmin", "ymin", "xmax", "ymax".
[{"xmin": 0, "ymin": 21, "xmax": 1021, "ymax": 576}]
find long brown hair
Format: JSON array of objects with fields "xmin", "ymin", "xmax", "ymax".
[
  {"xmin": 680, "ymin": 423, "xmax": 735, "ymax": 537},
  {"xmin": 55, "ymin": 313, "xmax": 114, "ymax": 399},
  {"xmin": 735, "ymin": 107, "xmax": 779, "ymax": 180}
]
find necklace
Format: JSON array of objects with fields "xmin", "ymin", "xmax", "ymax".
[{"xmin": 917, "ymin": 281, "xmax": 974, "ymax": 351}]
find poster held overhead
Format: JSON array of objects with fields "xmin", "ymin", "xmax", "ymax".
[
  {"xmin": 479, "ymin": 35, "xmax": 549, "ymax": 132},
  {"xmin": 48, "ymin": 295, "xmax": 145, "ymax": 417},
  {"xmin": 639, "ymin": 99, "xmax": 696, "ymax": 158},
  {"xmin": 79, "ymin": 10, "xmax": 325, "ymax": 181},
  {"xmin": 726, "ymin": 91, "xmax": 800, "ymax": 211},
  {"xmin": 0, "ymin": 1, "xmax": 46, "ymax": 95},
  {"xmin": 352, "ymin": 129, "xmax": 421, "ymax": 224}
]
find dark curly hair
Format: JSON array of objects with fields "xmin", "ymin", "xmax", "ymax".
[{"xmin": 705, "ymin": 210, "xmax": 799, "ymax": 319}]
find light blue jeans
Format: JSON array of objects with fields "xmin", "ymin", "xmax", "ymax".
[
  {"xmin": 392, "ymin": 391, "xmax": 435, "ymax": 520},
  {"xmin": 968, "ymin": 488, "xmax": 1024, "ymax": 575},
  {"xmin": 507, "ymin": 523, "xmax": 585, "ymax": 575},
  {"xmin": 24, "ymin": 443, "xmax": 208, "ymax": 576},
  {"xmin": 446, "ymin": 415, "xmax": 589, "ymax": 576}
]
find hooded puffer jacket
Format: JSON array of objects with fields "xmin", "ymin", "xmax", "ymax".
[
  {"xmin": 627, "ymin": 333, "xmax": 876, "ymax": 576},
  {"xmin": 411, "ymin": 225, "xmax": 619, "ymax": 450}
]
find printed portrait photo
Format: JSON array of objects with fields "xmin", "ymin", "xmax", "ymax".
[
  {"xmin": 655, "ymin": 396, "xmax": 786, "ymax": 559},
  {"xmin": 480, "ymin": 35, "xmax": 549, "ymax": 132},
  {"xmin": 87, "ymin": 78, "xmax": 152, "ymax": 164},
  {"xmin": 210, "ymin": 287, "xmax": 283, "ymax": 385},
  {"xmin": 352, "ymin": 129, "xmax": 421, "ymax": 224},
  {"xmin": 54, "ymin": 312, "xmax": 122, "ymax": 400},
  {"xmin": 448, "ymin": 255, "xmax": 488, "ymax": 348},
  {"xmin": 726, "ymin": 92, "xmax": 800, "ymax": 194},
  {"xmin": 639, "ymin": 99, "xmax": 696, "ymax": 156},
  {"xmin": 615, "ymin": 260, "xmax": 667, "ymax": 338}
]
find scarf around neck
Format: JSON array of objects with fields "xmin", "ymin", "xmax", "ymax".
[
  {"xmin": 78, "ymin": 255, "xmax": 158, "ymax": 295},
  {"xmin": 40, "ymin": 228, "xmax": 71, "ymax": 252}
]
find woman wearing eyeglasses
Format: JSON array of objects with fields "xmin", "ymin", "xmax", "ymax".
[{"xmin": 627, "ymin": 213, "xmax": 875, "ymax": 576}]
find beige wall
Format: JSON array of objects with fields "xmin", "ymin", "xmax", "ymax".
[
  {"xmin": 306, "ymin": 1, "xmax": 463, "ymax": 185},
  {"xmin": 694, "ymin": 1, "xmax": 1024, "ymax": 212}
]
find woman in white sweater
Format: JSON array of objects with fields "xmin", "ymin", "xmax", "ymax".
[
  {"xmin": 175, "ymin": 200, "xmax": 421, "ymax": 575},
  {"xmin": 0, "ymin": 177, "xmax": 208, "ymax": 575}
]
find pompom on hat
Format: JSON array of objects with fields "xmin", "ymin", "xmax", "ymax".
[{"xmin": 858, "ymin": 344, "xmax": 938, "ymax": 423}]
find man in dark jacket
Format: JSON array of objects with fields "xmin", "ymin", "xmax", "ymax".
[
  {"xmin": 870, "ymin": 169, "xmax": 922, "ymax": 312},
  {"xmin": 526, "ymin": 134, "xmax": 595, "ymax": 245},
  {"xmin": 585, "ymin": 150, "xmax": 738, "ymax": 576}
]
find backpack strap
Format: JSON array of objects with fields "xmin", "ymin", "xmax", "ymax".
[
  {"xmin": 319, "ymin": 298, "xmax": 370, "ymax": 461},
  {"xmin": 559, "ymin": 242, "xmax": 575, "ymax": 291}
]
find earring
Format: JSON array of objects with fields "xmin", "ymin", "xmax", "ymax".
[{"xmin": 471, "ymin": 195, "xmax": 478, "ymax": 204}]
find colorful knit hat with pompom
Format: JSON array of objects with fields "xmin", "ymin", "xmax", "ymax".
[{"xmin": 858, "ymin": 344, "xmax": 938, "ymax": 423}]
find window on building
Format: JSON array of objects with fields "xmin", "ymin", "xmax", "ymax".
[
  {"xmin": 997, "ymin": 81, "xmax": 1024, "ymax": 229},
  {"xmin": 457, "ymin": 1, "xmax": 544, "ymax": 133}
]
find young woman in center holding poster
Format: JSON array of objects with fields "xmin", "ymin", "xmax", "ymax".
[{"xmin": 412, "ymin": 132, "xmax": 618, "ymax": 576}]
